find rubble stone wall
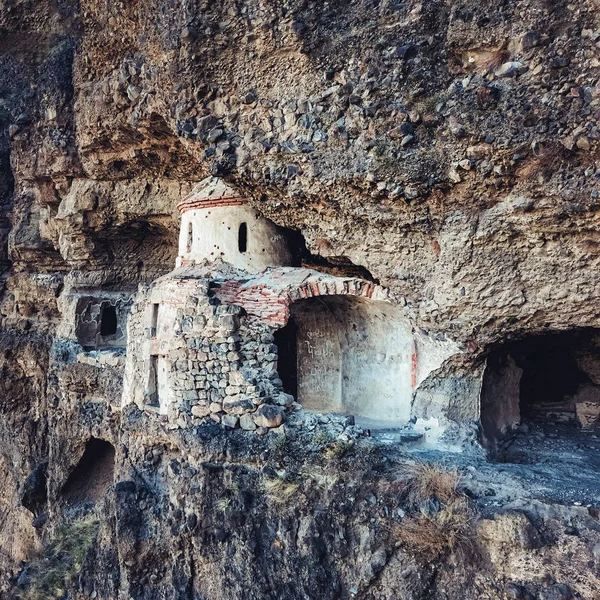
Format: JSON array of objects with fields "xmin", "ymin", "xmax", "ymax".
[{"xmin": 122, "ymin": 274, "xmax": 293, "ymax": 432}]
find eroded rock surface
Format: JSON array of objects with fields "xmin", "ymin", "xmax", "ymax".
[{"xmin": 3, "ymin": 0, "xmax": 600, "ymax": 598}]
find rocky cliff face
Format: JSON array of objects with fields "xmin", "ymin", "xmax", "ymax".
[{"xmin": 2, "ymin": 0, "xmax": 600, "ymax": 598}]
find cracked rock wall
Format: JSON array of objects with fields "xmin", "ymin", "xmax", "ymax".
[{"xmin": 3, "ymin": 0, "xmax": 600, "ymax": 597}]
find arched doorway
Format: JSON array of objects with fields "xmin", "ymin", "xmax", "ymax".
[{"xmin": 275, "ymin": 295, "xmax": 415, "ymax": 427}]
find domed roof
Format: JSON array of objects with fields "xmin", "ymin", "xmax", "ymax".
[{"xmin": 177, "ymin": 177, "xmax": 246, "ymax": 213}]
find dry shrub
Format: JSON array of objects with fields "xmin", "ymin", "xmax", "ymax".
[
  {"xmin": 394, "ymin": 496, "xmax": 476, "ymax": 560},
  {"xmin": 263, "ymin": 477, "xmax": 300, "ymax": 503},
  {"xmin": 402, "ymin": 463, "xmax": 459, "ymax": 505},
  {"xmin": 393, "ymin": 463, "xmax": 477, "ymax": 560}
]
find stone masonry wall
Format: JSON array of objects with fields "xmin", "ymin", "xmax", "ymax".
[
  {"xmin": 122, "ymin": 271, "xmax": 295, "ymax": 434},
  {"xmin": 122, "ymin": 264, "xmax": 464, "ymax": 435}
]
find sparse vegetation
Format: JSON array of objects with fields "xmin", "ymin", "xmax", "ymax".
[
  {"xmin": 323, "ymin": 439, "xmax": 351, "ymax": 460},
  {"xmin": 262, "ymin": 470, "xmax": 300, "ymax": 504},
  {"xmin": 215, "ymin": 496, "xmax": 233, "ymax": 514},
  {"xmin": 19, "ymin": 519, "xmax": 99, "ymax": 600},
  {"xmin": 394, "ymin": 496, "xmax": 475, "ymax": 560},
  {"xmin": 264, "ymin": 477, "xmax": 300, "ymax": 503},
  {"xmin": 402, "ymin": 463, "xmax": 459, "ymax": 505},
  {"xmin": 413, "ymin": 91, "xmax": 448, "ymax": 115},
  {"xmin": 267, "ymin": 432, "xmax": 289, "ymax": 459},
  {"xmin": 393, "ymin": 463, "xmax": 477, "ymax": 560},
  {"xmin": 311, "ymin": 429, "xmax": 336, "ymax": 448}
]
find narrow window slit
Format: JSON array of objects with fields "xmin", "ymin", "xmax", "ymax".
[
  {"xmin": 186, "ymin": 222, "xmax": 193, "ymax": 254},
  {"xmin": 148, "ymin": 355, "xmax": 159, "ymax": 407},
  {"xmin": 238, "ymin": 222, "xmax": 248, "ymax": 253},
  {"xmin": 151, "ymin": 304, "xmax": 159, "ymax": 338}
]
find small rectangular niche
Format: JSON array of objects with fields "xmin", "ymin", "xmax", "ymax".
[
  {"xmin": 150, "ymin": 303, "xmax": 159, "ymax": 338},
  {"xmin": 147, "ymin": 355, "xmax": 159, "ymax": 407}
]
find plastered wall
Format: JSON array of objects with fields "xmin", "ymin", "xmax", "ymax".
[
  {"xmin": 177, "ymin": 205, "xmax": 293, "ymax": 272},
  {"xmin": 290, "ymin": 296, "xmax": 415, "ymax": 426}
]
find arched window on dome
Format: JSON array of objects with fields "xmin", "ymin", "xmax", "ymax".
[{"xmin": 238, "ymin": 222, "xmax": 248, "ymax": 253}]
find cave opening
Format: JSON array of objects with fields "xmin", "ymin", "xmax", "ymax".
[
  {"xmin": 76, "ymin": 297, "xmax": 129, "ymax": 349},
  {"xmin": 100, "ymin": 305, "xmax": 118, "ymax": 337},
  {"xmin": 60, "ymin": 438, "xmax": 116, "ymax": 505},
  {"xmin": 274, "ymin": 318, "xmax": 298, "ymax": 398},
  {"xmin": 480, "ymin": 330, "xmax": 600, "ymax": 450},
  {"xmin": 518, "ymin": 337, "xmax": 587, "ymax": 421}
]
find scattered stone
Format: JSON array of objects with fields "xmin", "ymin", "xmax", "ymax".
[
  {"xmin": 126, "ymin": 85, "xmax": 140, "ymax": 101},
  {"xmin": 576, "ymin": 137, "xmax": 591, "ymax": 151},
  {"xmin": 181, "ymin": 26, "xmax": 196, "ymax": 40},
  {"xmin": 242, "ymin": 91, "xmax": 257, "ymax": 104},
  {"xmin": 207, "ymin": 128, "xmax": 223, "ymax": 143},
  {"xmin": 392, "ymin": 44, "xmax": 417, "ymax": 60},
  {"xmin": 448, "ymin": 168, "xmax": 461, "ymax": 183},
  {"xmin": 408, "ymin": 110, "xmax": 421, "ymax": 123},
  {"xmin": 467, "ymin": 144, "xmax": 492, "ymax": 159},
  {"xmin": 539, "ymin": 584, "xmax": 572, "ymax": 600},
  {"xmin": 222, "ymin": 414, "xmax": 238, "ymax": 428},
  {"xmin": 505, "ymin": 582, "xmax": 524, "ymax": 599},
  {"xmin": 240, "ymin": 413, "xmax": 257, "ymax": 431},
  {"xmin": 495, "ymin": 62, "xmax": 525, "ymax": 77},
  {"xmin": 550, "ymin": 57, "xmax": 570, "ymax": 69},
  {"xmin": 521, "ymin": 31, "xmax": 541, "ymax": 49},
  {"xmin": 564, "ymin": 526, "xmax": 578, "ymax": 536},
  {"xmin": 253, "ymin": 404, "xmax": 286, "ymax": 428}
]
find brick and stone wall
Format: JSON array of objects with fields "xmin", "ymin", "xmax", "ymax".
[
  {"xmin": 121, "ymin": 264, "xmax": 462, "ymax": 434},
  {"xmin": 122, "ymin": 270, "xmax": 294, "ymax": 433}
]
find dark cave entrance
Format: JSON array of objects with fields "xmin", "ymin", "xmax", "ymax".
[
  {"xmin": 274, "ymin": 318, "xmax": 298, "ymax": 398},
  {"xmin": 518, "ymin": 338, "xmax": 586, "ymax": 421},
  {"xmin": 60, "ymin": 438, "xmax": 116, "ymax": 504},
  {"xmin": 480, "ymin": 330, "xmax": 600, "ymax": 449},
  {"xmin": 100, "ymin": 305, "xmax": 118, "ymax": 337},
  {"xmin": 75, "ymin": 296, "xmax": 130, "ymax": 349}
]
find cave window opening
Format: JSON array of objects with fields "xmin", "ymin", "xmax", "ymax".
[
  {"xmin": 186, "ymin": 222, "xmax": 193, "ymax": 254},
  {"xmin": 274, "ymin": 318, "xmax": 298, "ymax": 398},
  {"xmin": 60, "ymin": 438, "xmax": 115, "ymax": 504},
  {"xmin": 151, "ymin": 303, "xmax": 159, "ymax": 338},
  {"xmin": 238, "ymin": 222, "xmax": 248, "ymax": 253},
  {"xmin": 100, "ymin": 305, "xmax": 118, "ymax": 337}
]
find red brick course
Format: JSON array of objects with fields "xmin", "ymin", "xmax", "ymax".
[
  {"xmin": 214, "ymin": 269, "xmax": 389, "ymax": 327},
  {"xmin": 177, "ymin": 197, "xmax": 248, "ymax": 214}
]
